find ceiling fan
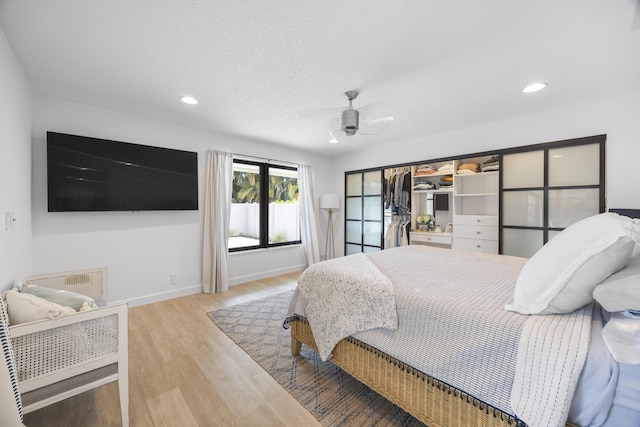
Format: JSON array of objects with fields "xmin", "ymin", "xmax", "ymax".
[{"xmin": 300, "ymin": 90, "xmax": 402, "ymax": 143}]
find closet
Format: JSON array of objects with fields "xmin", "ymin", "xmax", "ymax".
[{"xmin": 344, "ymin": 134, "xmax": 606, "ymax": 257}]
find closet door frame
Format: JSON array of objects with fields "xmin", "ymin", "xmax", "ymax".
[
  {"xmin": 344, "ymin": 168, "xmax": 384, "ymax": 255},
  {"xmin": 499, "ymin": 134, "xmax": 606, "ymax": 255}
]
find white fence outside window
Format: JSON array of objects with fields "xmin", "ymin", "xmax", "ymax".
[{"xmin": 229, "ymin": 202, "xmax": 300, "ymax": 248}]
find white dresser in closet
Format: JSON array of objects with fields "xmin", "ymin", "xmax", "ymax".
[{"xmin": 452, "ymin": 214, "xmax": 498, "ymax": 253}]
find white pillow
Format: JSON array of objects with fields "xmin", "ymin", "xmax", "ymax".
[
  {"xmin": 4, "ymin": 288, "xmax": 76, "ymax": 325},
  {"xmin": 593, "ymin": 256, "xmax": 640, "ymax": 312},
  {"xmin": 18, "ymin": 283, "xmax": 98, "ymax": 312},
  {"xmin": 506, "ymin": 213, "xmax": 640, "ymax": 314}
]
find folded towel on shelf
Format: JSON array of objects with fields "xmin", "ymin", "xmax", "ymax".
[
  {"xmin": 457, "ymin": 169, "xmax": 477, "ymax": 175},
  {"xmin": 437, "ymin": 164, "xmax": 454, "ymax": 173},
  {"xmin": 414, "ymin": 183, "xmax": 436, "ymax": 191},
  {"xmin": 457, "ymin": 163, "xmax": 479, "ymax": 173},
  {"xmin": 480, "ymin": 155, "xmax": 500, "ymax": 172},
  {"xmin": 481, "ymin": 164, "xmax": 500, "ymax": 172},
  {"xmin": 414, "ymin": 165, "xmax": 436, "ymax": 176}
]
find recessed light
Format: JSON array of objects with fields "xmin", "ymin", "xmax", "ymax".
[
  {"xmin": 180, "ymin": 96, "xmax": 198, "ymax": 105},
  {"xmin": 522, "ymin": 83, "xmax": 547, "ymax": 93}
]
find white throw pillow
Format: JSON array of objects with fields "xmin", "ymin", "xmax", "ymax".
[
  {"xmin": 19, "ymin": 283, "xmax": 98, "ymax": 312},
  {"xmin": 593, "ymin": 256, "xmax": 640, "ymax": 312},
  {"xmin": 506, "ymin": 213, "xmax": 640, "ymax": 314},
  {"xmin": 4, "ymin": 288, "xmax": 76, "ymax": 325}
]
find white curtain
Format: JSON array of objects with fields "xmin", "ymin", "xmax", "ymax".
[
  {"xmin": 298, "ymin": 164, "xmax": 321, "ymax": 265},
  {"xmin": 202, "ymin": 150, "xmax": 233, "ymax": 293}
]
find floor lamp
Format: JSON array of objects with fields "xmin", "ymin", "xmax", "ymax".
[{"xmin": 320, "ymin": 194, "xmax": 340, "ymax": 260}]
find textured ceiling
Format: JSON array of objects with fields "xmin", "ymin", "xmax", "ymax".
[{"xmin": 1, "ymin": 0, "xmax": 639, "ymax": 155}]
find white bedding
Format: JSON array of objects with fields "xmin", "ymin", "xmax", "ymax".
[{"xmin": 287, "ymin": 245, "xmax": 597, "ymax": 427}]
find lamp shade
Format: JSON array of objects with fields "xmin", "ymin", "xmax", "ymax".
[{"xmin": 319, "ymin": 194, "xmax": 340, "ymax": 210}]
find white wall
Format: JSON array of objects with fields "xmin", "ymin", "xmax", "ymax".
[
  {"xmin": 331, "ymin": 92, "xmax": 640, "ymax": 256},
  {"xmin": 0, "ymin": 25, "xmax": 33, "ymax": 290},
  {"xmin": 31, "ymin": 95, "xmax": 335, "ymax": 306}
]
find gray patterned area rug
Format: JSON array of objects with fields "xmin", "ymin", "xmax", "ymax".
[{"xmin": 208, "ymin": 290, "xmax": 425, "ymax": 426}]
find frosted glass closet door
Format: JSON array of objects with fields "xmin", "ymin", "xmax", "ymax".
[
  {"xmin": 547, "ymin": 144, "xmax": 601, "ymax": 227},
  {"xmin": 501, "ymin": 139, "xmax": 604, "ymax": 258},
  {"xmin": 345, "ymin": 170, "xmax": 384, "ymax": 254},
  {"xmin": 502, "ymin": 151, "xmax": 545, "ymax": 257}
]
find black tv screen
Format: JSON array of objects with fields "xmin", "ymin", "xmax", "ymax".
[{"xmin": 47, "ymin": 132, "xmax": 198, "ymax": 212}]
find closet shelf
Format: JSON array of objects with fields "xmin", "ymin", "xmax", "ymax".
[
  {"xmin": 454, "ymin": 170, "xmax": 499, "ymax": 177},
  {"xmin": 414, "ymin": 172, "xmax": 453, "ymax": 178},
  {"xmin": 453, "ymin": 192, "xmax": 499, "ymax": 197},
  {"xmin": 413, "ymin": 189, "xmax": 453, "ymax": 194}
]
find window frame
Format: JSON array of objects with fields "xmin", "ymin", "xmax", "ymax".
[{"xmin": 229, "ymin": 159, "xmax": 301, "ymax": 252}]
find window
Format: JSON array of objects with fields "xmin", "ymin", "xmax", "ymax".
[{"xmin": 229, "ymin": 160, "xmax": 300, "ymax": 251}]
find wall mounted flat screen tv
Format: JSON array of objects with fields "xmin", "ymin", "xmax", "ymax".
[{"xmin": 47, "ymin": 132, "xmax": 198, "ymax": 212}]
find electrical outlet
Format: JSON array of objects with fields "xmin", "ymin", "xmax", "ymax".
[{"xmin": 170, "ymin": 274, "xmax": 179, "ymax": 285}]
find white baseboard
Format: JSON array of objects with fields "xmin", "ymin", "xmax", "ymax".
[
  {"xmin": 228, "ymin": 264, "xmax": 306, "ymax": 286},
  {"xmin": 108, "ymin": 264, "xmax": 306, "ymax": 307},
  {"xmin": 110, "ymin": 285, "xmax": 202, "ymax": 308}
]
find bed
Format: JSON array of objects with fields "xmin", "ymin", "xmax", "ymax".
[{"xmin": 285, "ymin": 212, "xmax": 640, "ymax": 427}]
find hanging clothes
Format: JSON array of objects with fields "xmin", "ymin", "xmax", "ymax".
[
  {"xmin": 385, "ymin": 216, "xmax": 411, "ymax": 249},
  {"xmin": 384, "ymin": 168, "xmax": 411, "ymax": 214}
]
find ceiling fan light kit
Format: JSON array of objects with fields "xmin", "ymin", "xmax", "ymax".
[
  {"xmin": 341, "ymin": 107, "xmax": 359, "ymax": 135},
  {"xmin": 341, "ymin": 90, "xmax": 360, "ymax": 136}
]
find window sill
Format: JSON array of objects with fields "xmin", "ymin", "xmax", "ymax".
[{"xmin": 229, "ymin": 243, "xmax": 302, "ymax": 256}]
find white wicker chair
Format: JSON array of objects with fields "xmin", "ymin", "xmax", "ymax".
[{"xmin": 1, "ymin": 267, "xmax": 129, "ymax": 426}]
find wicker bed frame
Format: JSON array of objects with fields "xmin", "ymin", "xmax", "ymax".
[{"xmin": 290, "ymin": 316, "xmax": 575, "ymax": 427}]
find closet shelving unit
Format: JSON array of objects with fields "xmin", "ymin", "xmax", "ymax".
[
  {"xmin": 451, "ymin": 156, "xmax": 500, "ymax": 253},
  {"xmin": 410, "ymin": 162, "xmax": 454, "ymax": 249}
]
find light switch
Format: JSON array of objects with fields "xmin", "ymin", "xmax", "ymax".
[{"xmin": 5, "ymin": 212, "xmax": 15, "ymax": 230}]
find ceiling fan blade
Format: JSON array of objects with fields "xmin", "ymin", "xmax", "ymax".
[
  {"xmin": 327, "ymin": 117, "xmax": 346, "ymax": 137},
  {"xmin": 358, "ymin": 102, "xmax": 404, "ymax": 135},
  {"xmin": 328, "ymin": 130, "xmax": 344, "ymax": 144},
  {"xmin": 298, "ymin": 106, "xmax": 343, "ymax": 118}
]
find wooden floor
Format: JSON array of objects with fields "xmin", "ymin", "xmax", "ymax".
[{"xmin": 23, "ymin": 271, "xmax": 322, "ymax": 427}]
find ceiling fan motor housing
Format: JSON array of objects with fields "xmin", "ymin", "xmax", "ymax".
[{"xmin": 342, "ymin": 108, "xmax": 359, "ymax": 135}]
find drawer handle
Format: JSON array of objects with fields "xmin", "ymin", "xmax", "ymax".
[
  {"xmin": 476, "ymin": 231, "xmax": 481, "ymax": 235},
  {"xmin": 476, "ymin": 219, "xmax": 481, "ymax": 223},
  {"xmin": 476, "ymin": 244, "xmax": 481, "ymax": 248},
  {"xmin": 427, "ymin": 237, "xmax": 432, "ymax": 241}
]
